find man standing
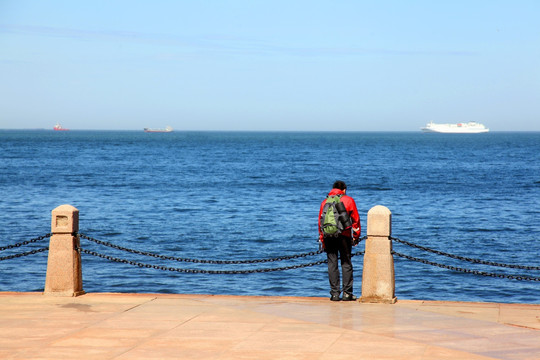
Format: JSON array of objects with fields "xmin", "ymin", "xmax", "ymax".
[{"xmin": 318, "ymin": 180, "xmax": 361, "ymax": 301}]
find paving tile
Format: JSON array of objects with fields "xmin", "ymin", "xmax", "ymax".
[
  {"xmin": 260, "ymin": 320, "xmax": 344, "ymax": 333},
  {"xmin": 433, "ymin": 336, "xmax": 529, "ymax": 354},
  {"xmin": 0, "ymin": 292, "xmax": 538, "ymax": 360},
  {"xmin": 328, "ymin": 331, "xmax": 429, "ymax": 356},
  {"xmin": 421, "ymin": 345, "xmax": 499, "ymax": 360},
  {"xmin": 95, "ymin": 317, "xmax": 181, "ymax": 330},
  {"xmin": 11, "ymin": 346, "xmax": 132, "ymax": 360},
  {"xmin": 114, "ymin": 346, "xmax": 228, "ymax": 360},
  {"xmin": 221, "ymin": 349, "xmax": 319, "ymax": 360},
  {"xmin": 480, "ymin": 348, "xmax": 540, "ymax": 360},
  {"xmin": 233, "ymin": 330, "xmax": 342, "ymax": 353},
  {"xmin": 499, "ymin": 304, "xmax": 540, "ymax": 330},
  {"xmin": 161, "ymin": 320, "xmax": 265, "ymax": 340}
]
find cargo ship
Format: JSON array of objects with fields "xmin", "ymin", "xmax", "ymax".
[
  {"xmin": 53, "ymin": 123, "xmax": 69, "ymax": 131},
  {"xmin": 421, "ymin": 121, "xmax": 489, "ymax": 133}
]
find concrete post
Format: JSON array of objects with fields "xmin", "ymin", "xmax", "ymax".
[
  {"xmin": 360, "ymin": 205, "xmax": 397, "ymax": 304},
  {"xmin": 44, "ymin": 205, "xmax": 84, "ymax": 296}
]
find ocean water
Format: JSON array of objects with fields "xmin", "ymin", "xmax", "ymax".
[{"xmin": 0, "ymin": 130, "xmax": 539, "ymax": 303}]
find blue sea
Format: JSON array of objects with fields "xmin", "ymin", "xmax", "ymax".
[{"xmin": 1, "ymin": 130, "xmax": 539, "ymax": 303}]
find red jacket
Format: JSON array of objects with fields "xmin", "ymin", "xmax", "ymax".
[{"xmin": 318, "ymin": 188, "xmax": 361, "ymax": 242}]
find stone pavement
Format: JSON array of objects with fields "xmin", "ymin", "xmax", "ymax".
[{"xmin": 0, "ymin": 292, "xmax": 539, "ymax": 360}]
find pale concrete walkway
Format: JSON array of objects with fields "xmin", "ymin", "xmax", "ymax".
[{"xmin": 0, "ymin": 292, "xmax": 539, "ymax": 360}]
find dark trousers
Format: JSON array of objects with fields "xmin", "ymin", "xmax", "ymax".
[{"xmin": 325, "ymin": 235, "xmax": 353, "ymax": 296}]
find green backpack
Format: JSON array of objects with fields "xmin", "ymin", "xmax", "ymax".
[{"xmin": 320, "ymin": 195, "xmax": 351, "ymax": 238}]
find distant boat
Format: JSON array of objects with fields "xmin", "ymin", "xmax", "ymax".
[
  {"xmin": 53, "ymin": 123, "xmax": 69, "ymax": 131},
  {"xmin": 144, "ymin": 126, "xmax": 173, "ymax": 133},
  {"xmin": 421, "ymin": 121, "xmax": 489, "ymax": 133}
]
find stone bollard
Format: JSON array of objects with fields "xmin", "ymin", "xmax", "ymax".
[
  {"xmin": 360, "ymin": 205, "xmax": 397, "ymax": 304},
  {"xmin": 44, "ymin": 205, "xmax": 84, "ymax": 296}
]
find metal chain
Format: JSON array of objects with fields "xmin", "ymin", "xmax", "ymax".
[
  {"xmin": 5, "ymin": 232, "xmax": 537, "ymax": 283},
  {"xmin": 79, "ymin": 248, "xmax": 366, "ymax": 274},
  {"xmin": 351, "ymin": 249, "xmax": 365, "ymax": 257},
  {"xmin": 80, "ymin": 248, "xmax": 323, "ymax": 274},
  {"xmin": 0, "ymin": 247, "xmax": 49, "ymax": 261},
  {"xmin": 0, "ymin": 233, "xmax": 51, "ymax": 252},
  {"xmin": 392, "ymin": 251, "xmax": 540, "ymax": 282},
  {"xmin": 391, "ymin": 236, "xmax": 540, "ymax": 271},
  {"xmin": 79, "ymin": 233, "xmax": 330, "ymax": 264}
]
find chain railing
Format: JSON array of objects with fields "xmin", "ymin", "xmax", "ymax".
[
  {"xmin": 79, "ymin": 233, "xmax": 324, "ymax": 264},
  {"xmin": 391, "ymin": 236, "xmax": 540, "ymax": 282},
  {"xmin": 78, "ymin": 233, "xmax": 366, "ymax": 274},
  {"xmin": 3, "ymin": 232, "xmax": 538, "ymax": 281},
  {"xmin": 0, "ymin": 234, "xmax": 50, "ymax": 261}
]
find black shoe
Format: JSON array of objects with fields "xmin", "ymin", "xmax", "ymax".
[
  {"xmin": 342, "ymin": 293, "xmax": 357, "ymax": 301},
  {"xmin": 330, "ymin": 294, "xmax": 341, "ymax": 301}
]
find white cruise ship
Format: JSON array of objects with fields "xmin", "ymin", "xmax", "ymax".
[{"xmin": 421, "ymin": 121, "xmax": 489, "ymax": 133}]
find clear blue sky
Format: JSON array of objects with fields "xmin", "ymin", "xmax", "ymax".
[{"xmin": 1, "ymin": 1, "xmax": 539, "ymax": 131}]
